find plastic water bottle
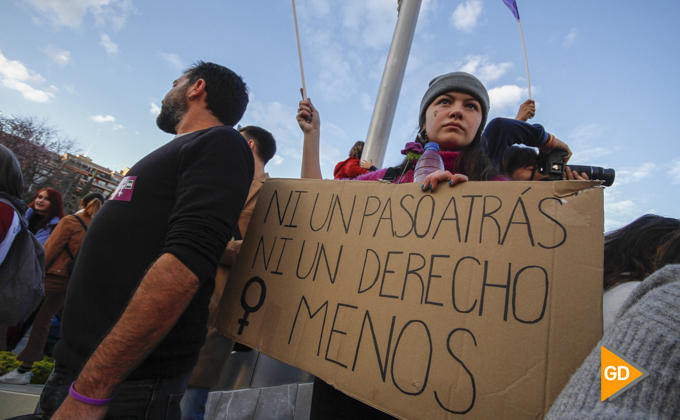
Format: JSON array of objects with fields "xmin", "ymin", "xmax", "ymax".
[{"xmin": 413, "ymin": 142, "xmax": 445, "ymax": 183}]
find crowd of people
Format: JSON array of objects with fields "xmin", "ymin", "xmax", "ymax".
[{"xmin": 0, "ymin": 64, "xmax": 676, "ymax": 420}]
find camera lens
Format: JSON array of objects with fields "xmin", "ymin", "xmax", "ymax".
[{"xmin": 568, "ymin": 165, "xmax": 615, "ymax": 187}]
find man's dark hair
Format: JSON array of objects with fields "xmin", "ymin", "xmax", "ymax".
[
  {"xmin": 501, "ymin": 145, "xmax": 538, "ymax": 176},
  {"xmin": 184, "ymin": 61, "xmax": 249, "ymax": 127},
  {"xmin": 239, "ymin": 126, "xmax": 277, "ymax": 164}
]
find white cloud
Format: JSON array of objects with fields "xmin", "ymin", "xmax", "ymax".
[
  {"xmin": 2, "ymin": 79, "xmax": 53, "ymax": 102},
  {"xmin": 113, "ymin": 124, "xmax": 123, "ymax": 130},
  {"xmin": 43, "ymin": 45, "xmax": 71, "ymax": 67},
  {"xmin": 459, "ymin": 56, "xmax": 513, "ymax": 84},
  {"xmin": 570, "ymin": 124, "xmax": 607, "ymax": 145},
  {"xmin": 90, "ymin": 114, "xmax": 116, "ymax": 123},
  {"xmin": 605, "ymin": 199, "xmax": 638, "ymax": 217},
  {"xmin": 0, "ymin": 51, "xmax": 44, "ymax": 83},
  {"xmin": 566, "ymin": 124, "xmax": 614, "ymax": 163},
  {"xmin": 158, "ymin": 52, "xmax": 185, "ymax": 71},
  {"xmin": 270, "ymin": 155, "xmax": 284, "ymax": 165},
  {"xmin": 295, "ymin": 1, "xmax": 405, "ymax": 102},
  {"xmin": 630, "ymin": 163, "xmax": 655, "ymax": 178},
  {"xmin": 451, "ymin": 0, "xmax": 483, "ymax": 32},
  {"xmin": 63, "ymin": 84, "xmax": 79, "ymax": 95},
  {"xmin": 150, "ymin": 102, "xmax": 160, "ymax": 116},
  {"xmin": 487, "ymin": 85, "xmax": 529, "ymax": 116},
  {"xmin": 341, "ymin": 0, "xmax": 398, "ymax": 49},
  {"xmin": 615, "ymin": 162, "xmax": 656, "ymax": 185},
  {"xmin": 0, "ymin": 49, "xmax": 54, "ymax": 102},
  {"xmin": 669, "ymin": 159, "xmax": 680, "ymax": 184},
  {"xmin": 564, "ymin": 28, "xmax": 578, "ymax": 46},
  {"xmin": 100, "ymin": 34, "xmax": 118, "ymax": 56},
  {"xmin": 570, "ymin": 147, "xmax": 612, "ymax": 163},
  {"xmin": 603, "ymin": 188, "xmax": 643, "ymax": 232},
  {"xmin": 22, "ymin": 0, "xmax": 135, "ymax": 30}
]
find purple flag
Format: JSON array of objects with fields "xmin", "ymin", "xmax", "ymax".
[{"xmin": 502, "ymin": 0, "xmax": 520, "ymax": 20}]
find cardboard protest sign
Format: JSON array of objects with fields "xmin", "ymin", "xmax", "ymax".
[{"xmin": 214, "ymin": 179, "xmax": 604, "ymax": 420}]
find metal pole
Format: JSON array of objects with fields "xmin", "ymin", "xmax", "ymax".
[{"xmin": 362, "ymin": 0, "xmax": 422, "ymax": 168}]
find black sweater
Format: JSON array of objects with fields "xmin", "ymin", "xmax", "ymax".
[{"xmin": 54, "ymin": 126, "xmax": 254, "ymax": 380}]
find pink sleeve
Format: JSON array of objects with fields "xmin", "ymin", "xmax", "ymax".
[{"xmin": 355, "ymin": 168, "xmax": 389, "ymax": 181}]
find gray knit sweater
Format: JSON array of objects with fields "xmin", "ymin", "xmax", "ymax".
[{"xmin": 546, "ymin": 264, "xmax": 680, "ymax": 419}]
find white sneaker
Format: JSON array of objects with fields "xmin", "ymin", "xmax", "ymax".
[{"xmin": 0, "ymin": 368, "xmax": 33, "ymax": 385}]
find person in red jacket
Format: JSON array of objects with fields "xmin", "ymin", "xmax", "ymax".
[{"xmin": 333, "ymin": 141, "xmax": 376, "ymax": 179}]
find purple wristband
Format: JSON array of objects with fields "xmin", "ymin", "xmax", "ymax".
[{"xmin": 69, "ymin": 382, "xmax": 113, "ymax": 406}]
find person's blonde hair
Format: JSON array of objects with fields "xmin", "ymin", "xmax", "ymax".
[{"xmin": 83, "ymin": 198, "xmax": 102, "ymax": 218}]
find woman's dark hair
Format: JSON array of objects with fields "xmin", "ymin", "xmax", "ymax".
[
  {"xmin": 28, "ymin": 188, "xmax": 64, "ymax": 231},
  {"xmin": 501, "ymin": 146, "xmax": 538, "ymax": 177},
  {"xmin": 654, "ymin": 231, "xmax": 680, "ymax": 270},
  {"xmin": 349, "ymin": 141, "xmax": 364, "ymax": 159},
  {"xmin": 603, "ymin": 214, "xmax": 680, "ymax": 289}
]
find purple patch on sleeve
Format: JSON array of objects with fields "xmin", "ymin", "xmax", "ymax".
[{"xmin": 109, "ymin": 176, "xmax": 137, "ymax": 202}]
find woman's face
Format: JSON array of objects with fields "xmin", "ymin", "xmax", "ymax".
[
  {"xmin": 423, "ymin": 92, "xmax": 482, "ymax": 151},
  {"xmin": 34, "ymin": 190, "xmax": 51, "ymax": 215}
]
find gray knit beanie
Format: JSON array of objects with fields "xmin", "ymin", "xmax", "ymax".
[{"xmin": 419, "ymin": 72, "xmax": 489, "ymax": 141}]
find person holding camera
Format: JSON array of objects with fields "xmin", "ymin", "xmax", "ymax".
[
  {"xmin": 483, "ymin": 100, "xmax": 594, "ymax": 181},
  {"xmin": 482, "ymin": 115, "xmax": 571, "ymax": 167},
  {"xmin": 501, "ymin": 145, "xmax": 590, "ymax": 181}
]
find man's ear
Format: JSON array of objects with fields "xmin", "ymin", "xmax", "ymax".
[
  {"xmin": 187, "ymin": 79, "xmax": 206, "ymax": 100},
  {"xmin": 248, "ymin": 139, "xmax": 257, "ymax": 153}
]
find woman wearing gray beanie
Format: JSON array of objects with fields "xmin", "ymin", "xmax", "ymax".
[
  {"xmin": 297, "ymin": 72, "xmax": 504, "ymax": 420},
  {"xmin": 298, "ymin": 72, "xmax": 502, "ymax": 187}
]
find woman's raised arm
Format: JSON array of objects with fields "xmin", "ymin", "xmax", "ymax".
[{"xmin": 297, "ymin": 93, "xmax": 323, "ymax": 179}]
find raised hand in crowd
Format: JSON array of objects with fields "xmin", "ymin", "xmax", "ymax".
[
  {"xmin": 297, "ymin": 90, "xmax": 322, "ymax": 179},
  {"xmin": 515, "ymin": 99, "xmax": 536, "ymax": 121}
]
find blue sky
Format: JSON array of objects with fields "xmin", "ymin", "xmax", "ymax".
[{"xmin": 0, "ymin": 0, "xmax": 678, "ymax": 231}]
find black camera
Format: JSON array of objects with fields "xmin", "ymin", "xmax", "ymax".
[{"xmin": 538, "ymin": 150, "xmax": 615, "ymax": 186}]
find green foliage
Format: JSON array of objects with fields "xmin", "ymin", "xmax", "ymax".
[
  {"xmin": 0, "ymin": 351, "xmax": 54, "ymax": 384},
  {"xmin": 32, "ymin": 357, "xmax": 55, "ymax": 384}
]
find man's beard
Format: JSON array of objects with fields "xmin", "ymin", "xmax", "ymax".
[{"xmin": 156, "ymin": 95, "xmax": 187, "ymax": 134}]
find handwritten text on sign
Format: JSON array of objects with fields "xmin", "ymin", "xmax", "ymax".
[{"xmin": 215, "ymin": 179, "xmax": 603, "ymax": 420}]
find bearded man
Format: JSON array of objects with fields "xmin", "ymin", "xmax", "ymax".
[{"xmin": 39, "ymin": 62, "xmax": 254, "ymax": 420}]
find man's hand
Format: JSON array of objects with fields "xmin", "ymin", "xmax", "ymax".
[
  {"xmin": 50, "ymin": 394, "xmax": 108, "ymax": 420},
  {"xmin": 515, "ymin": 99, "xmax": 536, "ymax": 121}
]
